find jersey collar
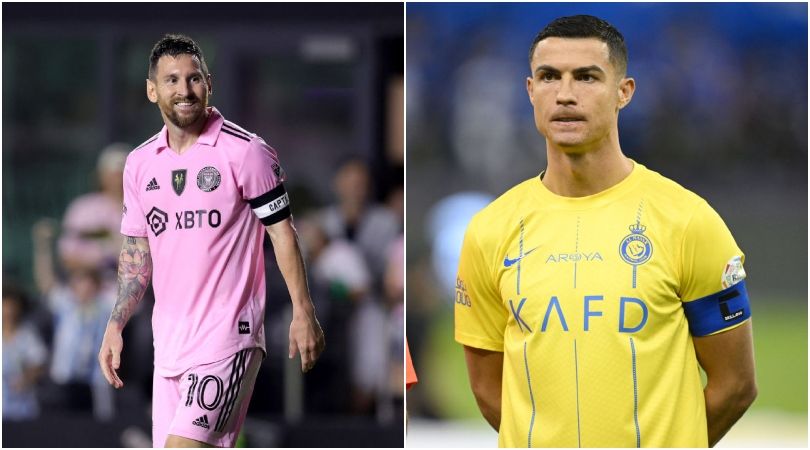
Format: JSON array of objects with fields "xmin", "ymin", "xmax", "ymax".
[{"xmin": 154, "ymin": 107, "xmax": 223, "ymax": 153}]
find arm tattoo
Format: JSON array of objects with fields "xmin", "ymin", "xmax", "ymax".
[{"xmin": 110, "ymin": 236, "xmax": 153, "ymax": 327}]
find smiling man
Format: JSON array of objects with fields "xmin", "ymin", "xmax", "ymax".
[
  {"xmin": 455, "ymin": 16, "xmax": 756, "ymax": 447},
  {"xmin": 98, "ymin": 34, "xmax": 325, "ymax": 448}
]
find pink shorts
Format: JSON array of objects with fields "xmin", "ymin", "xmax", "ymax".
[{"xmin": 152, "ymin": 347, "xmax": 263, "ymax": 447}]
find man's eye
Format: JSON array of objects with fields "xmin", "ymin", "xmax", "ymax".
[
  {"xmin": 541, "ymin": 73, "xmax": 557, "ymax": 81},
  {"xmin": 579, "ymin": 74, "xmax": 595, "ymax": 82}
]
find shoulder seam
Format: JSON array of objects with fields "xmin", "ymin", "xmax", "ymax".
[
  {"xmin": 222, "ymin": 121, "xmax": 253, "ymax": 139},
  {"xmin": 221, "ymin": 128, "xmax": 251, "ymax": 142}
]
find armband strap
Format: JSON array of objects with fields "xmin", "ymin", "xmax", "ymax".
[
  {"xmin": 682, "ymin": 280, "xmax": 751, "ymax": 337},
  {"xmin": 248, "ymin": 184, "xmax": 292, "ymax": 225}
]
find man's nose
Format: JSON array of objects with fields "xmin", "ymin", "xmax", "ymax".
[
  {"xmin": 175, "ymin": 80, "xmax": 191, "ymax": 97},
  {"xmin": 556, "ymin": 76, "xmax": 577, "ymax": 105}
]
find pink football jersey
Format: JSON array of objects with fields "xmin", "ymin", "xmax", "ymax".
[{"xmin": 121, "ymin": 107, "xmax": 290, "ymax": 376}]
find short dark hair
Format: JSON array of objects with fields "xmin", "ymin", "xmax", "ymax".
[
  {"xmin": 529, "ymin": 15, "xmax": 627, "ymax": 75},
  {"xmin": 148, "ymin": 34, "xmax": 209, "ymax": 80}
]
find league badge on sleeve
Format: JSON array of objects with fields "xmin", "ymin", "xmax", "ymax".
[
  {"xmin": 721, "ymin": 255, "xmax": 746, "ymax": 289},
  {"xmin": 271, "ymin": 162, "xmax": 286, "ymax": 181}
]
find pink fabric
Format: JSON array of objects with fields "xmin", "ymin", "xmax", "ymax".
[
  {"xmin": 59, "ymin": 192, "xmax": 123, "ymax": 268},
  {"xmin": 122, "ymin": 107, "xmax": 284, "ymax": 376},
  {"xmin": 151, "ymin": 347, "xmax": 263, "ymax": 447}
]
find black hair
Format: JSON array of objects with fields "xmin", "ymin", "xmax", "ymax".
[
  {"xmin": 3, "ymin": 282, "xmax": 31, "ymax": 317},
  {"xmin": 148, "ymin": 34, "xmax": 209, "ymax": 80},
  {"xmin": 529, "ymin": 15, "xmax": 627, "ymax": 75}
]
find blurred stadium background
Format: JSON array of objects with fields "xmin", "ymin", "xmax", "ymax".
[
  {"xmin": 3, "ymin": 3, "xmax": 403, "ymax": 447},
  {"xmin": 405, "ymin": 3, "xmax": 807, "ymax": 448}
]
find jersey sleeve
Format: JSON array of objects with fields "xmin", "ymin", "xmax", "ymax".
[
  {"xmin": 120, "ymin": 156, "xmax": 147, "ymax": 237},
  {"xmin": 238, "ymin": 139, "xmax": 291, "ymax": 226},
  {"xmin": 679, "ymin": 199, "xmax": 749, "ymax": 335},
  {"xmin": 454, "ymin": 220, "xmax": 508, "ymax": 352}
]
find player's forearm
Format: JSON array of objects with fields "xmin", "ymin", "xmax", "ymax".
[
  {"xmin": 472, "ymin": 387, "xmax": 502, "ymax": 431},
  {"xmin": 704, "ymin": 378, "xmax": 757, "ymax": 446},
  {"xmin": 108, "ymin": 236, "xmax": 152, "ymax": 331},
  {"xmin": 266, "ymin": 221, "xmax": 314, "ymax": 313}
]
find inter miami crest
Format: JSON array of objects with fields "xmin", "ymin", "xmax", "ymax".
[
  {"xmin": 197, "ymin": 166, "xmax": 221, "ymax": 192},
  {"xmin": 172, "ymin": 169, "xmax": 187, "ymax": 196}
]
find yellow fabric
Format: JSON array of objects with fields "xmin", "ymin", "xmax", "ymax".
[{"xmin": 455, "ymin": 161, "xmax": 747, "ymax": 448}]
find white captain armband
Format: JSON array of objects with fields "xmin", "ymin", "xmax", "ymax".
[
  {"xmin": 248, "ymin": 184, "xmax": 292, "ymax": 225},
  {"xmin": 682, "ymin": 280, "xmax": 751, "ymax": 337}
]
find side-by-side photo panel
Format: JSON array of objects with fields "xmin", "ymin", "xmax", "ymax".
[
  {"xmin": 3, "ymin": 3, "xmax": 403, "ymax": 448},
  {"xmin": 405, "ymin": 3, "xmax": 806, "ymax": 448}
]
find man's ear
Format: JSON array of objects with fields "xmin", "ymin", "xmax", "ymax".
[
  {"xmin": 618, "ymin": 76, "xmax": 635, "ymax": 110},
  {"xmin": 146, "ymin": 79, "xmax": 158, "ymax": 104}
]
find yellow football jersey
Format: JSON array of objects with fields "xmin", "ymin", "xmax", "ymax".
[{"xmin": 455, "ymin": 161, "xmax": 749, "ymax": 448}]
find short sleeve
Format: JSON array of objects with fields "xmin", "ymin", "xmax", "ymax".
[
  {"xmin": 680, "ymin": 199, "xmax": 746, "ymax": 302},
  {"xmin": 239, "ymin": 139, "xmax": 291, "ymax": 226},
  {"xmin": 454, "ymin": 221, "xmax": 508, "ymax": 352},
  {"xmin": 120, "ymin": 156, "xmax": 147, "ymax": 237}
]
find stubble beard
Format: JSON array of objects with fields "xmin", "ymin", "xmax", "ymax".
[{"xmin": 161, "ymin": 94, "xmax": 208, "ymax": 129}]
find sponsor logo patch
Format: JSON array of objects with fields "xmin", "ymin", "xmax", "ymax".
[
  {"xmin": 504, "ymin": 246, "xmax": 540, "ymax": 268},
  {"xmin": 146, "ymin": 207, "xmax": 169, "ymax": 236},
  {"xmin": 238, "ymin": 321, "xmax": 250, "ymax": 334},
  {"xmin": 174, "ymin": 209, "xmax": 222, "ymax": 230},
  {"xmin": 146, "ymin": 177, "xmax": 160, "ymax": 191},
  {"xmin": 196, "ymin": 166, "xmax": 221, "ymax": 192},
  {"xmin": 192, "ymin": 415, "xmax": 210, "ymax": 429},
  {"xmin": 455, "ymin": 277, "xmax": 471, "ymax": 307}
]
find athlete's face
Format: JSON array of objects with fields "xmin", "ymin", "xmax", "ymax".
[
  {"xmin": 526, "ymin": 37, "xmax": 634, "ymax": 152},
  {"xmin": 147, "ymin": 54, "xmax": 211, "ymax": 129}
]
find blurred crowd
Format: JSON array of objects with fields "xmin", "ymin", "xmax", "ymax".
[
  {"xmin": 4, "ymin": 144, "xmax": 128, "ymax": 423},
  {"xmin": 3, "ymin": 144, "xmax": 404, "ymax": 432}
]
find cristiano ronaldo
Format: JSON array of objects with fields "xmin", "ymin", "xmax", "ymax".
[{"xmin": 455, "ymin": 15, "xmax": 756, "ymax": 448}]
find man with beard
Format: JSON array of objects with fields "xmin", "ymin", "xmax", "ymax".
[{"xmin": 98, "ymin": 34, "xmax": 325, "ymax": 448}]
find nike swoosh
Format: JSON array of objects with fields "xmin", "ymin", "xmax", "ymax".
[{"xmin": 503, "ymin": 247, "xmax": 539, "ymax": 267}]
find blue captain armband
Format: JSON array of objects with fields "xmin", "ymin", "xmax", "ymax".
[{"xmin": 682, "ymin": 280, "xmax": 751, "ymax": 337}]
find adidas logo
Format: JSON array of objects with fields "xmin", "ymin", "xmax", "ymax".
[
  {"xmin": 192, "ymin": 414, "xmax": 210, "ymax": 429},
  {"xmin": 146, "ymin": 178, "xmax": 160, "ymax": 191}
]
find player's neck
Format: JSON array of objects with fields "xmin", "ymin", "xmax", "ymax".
[
  {"xmin": 164, "ymin": 113, "xmax": 208, "ymax": 155},
  {"xmin": 542, "ymin": 141, "xmax": 633, "ymax": 197}
]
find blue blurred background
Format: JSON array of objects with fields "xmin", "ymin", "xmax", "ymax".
[
  {"xmin": 405, "ymin": 3, "xmax": 807, "ymax": 447},
  {"xmin": 3, "ymin": 3, "xmax": 403, "ymax": 447}
]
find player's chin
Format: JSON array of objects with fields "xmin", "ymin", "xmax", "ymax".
[{"xmin": 551, "ymin": 135, "xmax": 589, "ymax": 151}]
